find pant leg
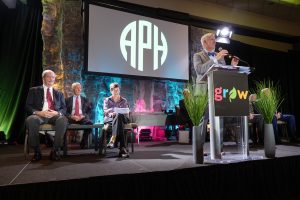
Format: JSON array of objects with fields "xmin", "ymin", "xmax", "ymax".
[
  {"xmin": 272, "ymin": 116, "xmax": 280, "ymax": 142},
  {"xmin": 280, "ymin": 114, "xmax": 297, "ymax": 138},
  {"xmin": 49, "ymin": 115, "xmax": 68, "ymax": 149},
  {"xmin": 254, "ymin": 115, "xmax": 264, "ymax": 143},
  {"xmin": 80, "ymin": 118, "xmax": 93, "ymax": 143},
  {"xmin": 112, "ymin": 113, "xmax": 129, "ymax": 148},
  {"xmin": 26, "ymin": 115, "xmax": 44, "ymax": 148}
]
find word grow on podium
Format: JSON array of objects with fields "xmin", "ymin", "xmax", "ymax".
[{"xmin": 214, "ymin": 86, "xmax": 248, "ymax": 102}]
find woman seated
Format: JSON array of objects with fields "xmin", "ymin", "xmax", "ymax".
[{"xmin": 103, "ymin": 82, "xmax": 130, "ymax": 158}]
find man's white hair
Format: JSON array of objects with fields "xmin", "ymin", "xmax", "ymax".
[
  {"xmin": 42, "ymin": 69, "xmax": 55, "ymax": 78},
  {"xmin": 71, "ymin": 82, "xmax": 81, "ymax": 91},
  {"xmin": 200, "ymin": 33, "xmax": 215, "ymax": 47}
]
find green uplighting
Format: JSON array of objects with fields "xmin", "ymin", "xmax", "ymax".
[{"xmin": 276, "ymin": 0, "xmax": 300, "ymax": 5}]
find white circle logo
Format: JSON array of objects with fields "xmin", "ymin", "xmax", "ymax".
[{"xmin": 120, "ymin": 20, "xmax": 168, "ymax": 71}]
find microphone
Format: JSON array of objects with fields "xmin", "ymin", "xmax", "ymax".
[{"xmin": 218, "ymin": 47, "xmax": 254, "ymax": 71}]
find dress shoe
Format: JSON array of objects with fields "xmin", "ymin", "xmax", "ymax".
[
  {"xmin": 118, "ymin": 147, "xmax": 129, "ymax": 158},
  {"xmin": 289, "ymin": 137, "xmax": 299, "ymax": 143},
  {"xmin": 32, "ymin": 152, "xmax": 42, "ymax": 162},
  {"xmin": 49, "ymin": 150, "xmax": 61, "ymax": 161},
  {"xmin": 275, "ymin": 139, "xmax": 283, "ymax": 145}
]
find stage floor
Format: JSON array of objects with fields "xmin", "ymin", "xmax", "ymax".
[{"xmin": 1, "ymin": 141, "xmax": 300, "ymax": 186}]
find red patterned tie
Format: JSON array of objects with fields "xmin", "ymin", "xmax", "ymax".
[
  {"xmin": 74, "ymin": 96, "xmax": 80, "ymax": 116},
  {"xmin": 47, "ymin": 88, "xmax": 54, "ymax": 110}
]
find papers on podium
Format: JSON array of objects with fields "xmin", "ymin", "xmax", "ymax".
[
  {"xmin": 114, "ymin": 107, "xmax": 130, "ymax": 114},
  {"xmin": 199, "ymin": 64, "xmax": 250, "ymax": 82},
  {"xmin": 219, "ymin": 65, "xmax": 250, "ymax": 74}
]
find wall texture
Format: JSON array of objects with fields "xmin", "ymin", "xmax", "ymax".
[{"xmin": 41, "ymin": 0, "xmax": 187, "ymax": 123}]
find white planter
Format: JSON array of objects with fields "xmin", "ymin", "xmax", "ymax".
[{"xmin": 264, "ymin": 123, "xmax": 276, "ymax": 158}]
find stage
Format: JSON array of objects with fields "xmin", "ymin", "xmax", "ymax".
[{"xmin": 1, "ymin": 141, "xmax": 300, "ymax": 199}]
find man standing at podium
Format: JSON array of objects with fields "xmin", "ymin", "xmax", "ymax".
[
  {"xmin": 193, "ymin": 33, "xmax": 239, "ymax": 155},
  {"xmin": 193, "ymin": 32, "xmax": 239, "ymax": 87}
]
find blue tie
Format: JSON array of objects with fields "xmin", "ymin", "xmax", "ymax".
[{"xmin": 207, "ymin": 52, "xmax": 215, "ymax": 57}]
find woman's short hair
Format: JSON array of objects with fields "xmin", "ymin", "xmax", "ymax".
[{"xmin": 110, "ymin": 82, "xmax": 119, "ymax": 91}]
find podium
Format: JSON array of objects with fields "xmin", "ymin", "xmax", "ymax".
[{"xmin": 200, "ymin": 65, "xmax": 250, "ymax": 160}]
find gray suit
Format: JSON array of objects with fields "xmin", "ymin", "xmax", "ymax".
[
  {"xmin": 193, "ymin": 50, "xmax": 226, "ymax": 84},
  {"xmin": 193, "ymin": 50, "xmax": 226, "ymax": 137}
]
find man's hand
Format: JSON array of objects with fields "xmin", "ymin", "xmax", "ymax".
[
  {"xmin": 249, "ymin": 113, "xmax": 254, "ymax": 120},
  {"xmin": 231, "ymin": 56, "xmax": 239, "ymax": 66},
  {"xmin": 35, "ymin": 110, "xmax": 58, "ymax": 118},
  {"xmin": 216, "ymin": 49, "xmax": 228, "ymax": 60},
  {"xmin": 276, "ymin": 112, "xmax": 282, "ymax": 119},
  {"xmin": 109, "ymin": 112, "xmax": 116, "ymax": 118},
  {"xmin": 71, "ymin": 115, "xmax": 85, "ymax": 122}
]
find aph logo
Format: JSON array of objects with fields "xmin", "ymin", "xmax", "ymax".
[
  {"xmin": 120, "ymin": 20, "xmax": 168, "ymax": 71},
  {"xmin": 214, "ymin": 86, "xmax": 248, "ymax": 102}
]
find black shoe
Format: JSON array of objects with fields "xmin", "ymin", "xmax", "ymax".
[
  {"xmin": 118, "ymin": 147, "xmax": 129, "ymax": 158},
  {"xmin": 32, "ymin": 151, "xmax": 42, "ymax": 162},
  {"xmin": 290, "ymin": 137, "xmax": 299, "ymax": 143},
  {"xmin": 276, "ymin": 139, "xmax": 283, "ymax": 145},
  {"xmin": 50, "ymin": 150, "xmax": 61, "ymax": 161}
]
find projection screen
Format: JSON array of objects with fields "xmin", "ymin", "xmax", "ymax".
[{"xmin": 86, "ymin": 3, "xmax": 189, "ymax": 80}]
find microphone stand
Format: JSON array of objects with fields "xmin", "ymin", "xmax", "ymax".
[{"xmin": 218, "ymin": 47, "xmax": 255, "ymax": 72}]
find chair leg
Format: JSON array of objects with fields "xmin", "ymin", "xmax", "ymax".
[
  {"xmin": 131, "ymin": 129, "xmax": 134, "ymax": 153},
  {"xmin": 98, "ymin": 128, "xmax": 106, "ymax": 155},
  {"xmin": 124, "ymin": 130, "xmax": 129, "ymax": 151},
  {"xmin": 24, "ymin": 131, "xmax": 29, "ymax": 160},
  {"xmin": 63, "ymin": 132, "xmax": 68, "ymax": 156},
  {"xmin": 137, "ymin": 127, "xmax": 139, "ymax": 144}
]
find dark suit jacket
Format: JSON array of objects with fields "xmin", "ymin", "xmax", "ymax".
[
  {"xmin": 65, "ymin": 95, "xmax": 92, "ymax": 120},
  {"xmin": 178, "ymin": 99, "xmax": 193, "ymax": 127},
  {"xmin": 25, "ymin": 86, "xmax": 66, "ymax": 116}
]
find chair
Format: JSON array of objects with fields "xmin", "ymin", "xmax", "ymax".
[
  {"xmin": 100, "ymin": 121, "xmax": 138, "ymax": 155},
  {"xmin": 24, "ymin": 124, "xmax": 68, "ymax": 160}
]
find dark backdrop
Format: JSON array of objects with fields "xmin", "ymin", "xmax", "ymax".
[
  {"xmin": 0, "ymin": 1, "xmax": 43, "ymax": 143},
  {"xmin": 0, "ymin": 0, "xmax": 299, "ymax": 142}
]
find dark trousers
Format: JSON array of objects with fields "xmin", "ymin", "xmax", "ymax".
[
  {"xmin": 104, "ymin": 114, "xmax": 129, "ymax": 149},
  {"xmin": 273, "ymin": 114, "xmax": 297, "ymax": 138},
  {"xmin": 249, "ymin": 115, "xmax": 264, "ymax": 144},
  {"xmin": 26, "ymin": 115, "xmax": 68, "ymax": 150},
  {"xmin": 68, "ymin": 118, "xmax": 93, "ymax": 143}
]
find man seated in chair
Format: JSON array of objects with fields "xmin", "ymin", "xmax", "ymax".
[
  {"xmin": 261, "ymin": 88, "xmax": 297, "ymax": 143},
  {"xmin": 178, "ymin": 89, "xmax": 193, "ymax": 143},
  {"xmin": 66, "ymin": 82, "xmax": 93, "ymax": 149},
  {"xmin": 248, "ymin": 94, "xmax": 264, "ymax": 145},
  {"xmin": 25, "ymin": 70, "xmax": 68, "ymax": 161},
  {"xmin": 275, "ymin": 111, "xmax": 297, "ymax": 142},
  {"xmin": 103, "ymin": 82, "xmax": 130, "ymax": 158}
]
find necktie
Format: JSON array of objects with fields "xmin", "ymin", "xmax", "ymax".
[
  {"xmin": 47, "ymin": 88, "xmax": 54, "ymax": 110},
  {"xmin": 75, "ymin": 96, "xmax": 80, "ymax": 116},
  {"xmin": 207, "ymin": 52, "xmax": 215, "ymax": 57}
]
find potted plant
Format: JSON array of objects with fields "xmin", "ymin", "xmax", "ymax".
[
  {"xmin": 253, "ymin": 80, "xmax": 283, "ymax": 158},
  {"xmin": 183, "ymin": 84, "xmax": 208, "ymax": 163}
]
